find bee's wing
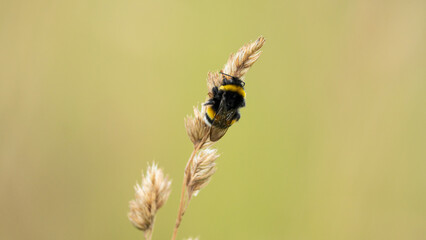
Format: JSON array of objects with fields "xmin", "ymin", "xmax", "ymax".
[
  {"xmin": 210, "ymin": 97, "xmax": 238, "ymax": 142},
  {"xmin": 210, "ymin": 126, "xmax": 228, "ymax": 142}
]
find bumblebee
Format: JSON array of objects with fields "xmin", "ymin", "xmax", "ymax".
[{"xmin": 204, "ymin": 72, "xmax": 246, "ymax": 141}]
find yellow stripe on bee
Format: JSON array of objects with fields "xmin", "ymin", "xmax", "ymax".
[
  {"xmin": 230, "ymin": 119, "xmax": 237, "ymax": 125},
  {"xmin": 219, "ymin": 85, "xmax": 246, "ymax": 98},
  {"xmin": 206, "ymin": 106, "xmax": 216, "ymax": 119}
]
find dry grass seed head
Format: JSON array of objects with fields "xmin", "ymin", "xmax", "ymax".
[
  {"xmin": 186, "ymin": 148, "xmax": 219, "ymax": 197},
  {"xmin": 207, "ymin": 72, "xmax": 222, "ymax": 97},
  {"xmin": 222, "ymin": 36, "xmax": 265, "ymax": 80},
  {"xmin": 184, "ymin": 106, "xmax": 213, "ymax": 147},
  {"xmin": 206, "ymin": 36, "xmax": 265, "ymax": 93},
  {"xmin": 128, "ymin": 163, "xmax": 172, "ymax": 231}
]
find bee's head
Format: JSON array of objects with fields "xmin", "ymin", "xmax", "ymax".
[
  {"xmin": 232, "ymin": 77, "xmax": 245, "ymax": 87},
  {"xmin": 220, "ymin": 72, "xmax": 245, "ymax": 87}
]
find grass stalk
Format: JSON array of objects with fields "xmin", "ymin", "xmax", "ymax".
[{"xmin": 172, "ymin": 131, "xmax": 210, "ymax": 240}]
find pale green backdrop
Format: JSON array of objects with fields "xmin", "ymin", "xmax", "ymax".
[{"xmin": 1, "ymin": 0, "xmax": 425, "ymax": 239}]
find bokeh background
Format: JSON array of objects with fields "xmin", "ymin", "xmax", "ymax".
[{"xmin": 1, "ymin": 0, "xmax": 425, "ymax": 239}]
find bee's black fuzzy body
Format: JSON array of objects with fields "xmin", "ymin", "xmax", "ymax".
[{"xmin": 204, "ymin": 75, "xmax": 246, "ymax": 129}]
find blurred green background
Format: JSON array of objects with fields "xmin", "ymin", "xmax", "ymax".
[{"xmin": 1, "ymin": 0, "xmax": 425, "ymax": 239}]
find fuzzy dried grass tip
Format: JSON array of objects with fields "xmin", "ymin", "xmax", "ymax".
[
  {"xmin": 128, "ymin": 163, "xmax": 172, "ymax": 232},
  {"xmin": 221, "ymin": 36, "xmax": 265, "ymax": 80},
  {"xmin": 206, "ymin": 36, "xmax": 265, "ymax": 95},
  {"xmin": 206, "ymin": 72, "xmax": 222, "ymax": 98},
  {"xmin": 186, "ymin": 148, "xmax": 219, "ymax": 198},
  {"xmin": 185, "ymin": 106, "xmax": 211, "ymax": 146}
]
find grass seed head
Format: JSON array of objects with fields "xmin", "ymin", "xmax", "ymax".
[
  {"xmin": 222, "ymin": 36, "xmax": 265, "ymax": 80},
  {"xmin": 185, "ymin": 106, "xmax": 212, "ymax": 147},
  {"xmin": 128, "ymin": 163, "xmax": 172, "ymax": 232},
  {"xmin": 186, "ymin": 148, "xmax": 219, "ymax": 198}
]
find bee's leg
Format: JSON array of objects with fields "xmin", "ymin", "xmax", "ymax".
[
  {"xmin": 204, "ymin": 99, "xmax": 213, "ymax": 106},
  {"xmin": 212, "ymin": 86, "xmax": 219, "ymax": 96},
  {"xmin": 204, "ymin": 88, "xmax": 218, "ymax": 106}
]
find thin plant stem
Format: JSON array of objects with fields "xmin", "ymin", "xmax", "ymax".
[
  {"xmin": 171, "ymin": 131, "xmax": 210, "ymax": 240},
  {"xmin": 144, "ymin": 214, "xmax": 156, "ymax": 240},
  {"xmin": 144, "ymin": 229, "xmax": 152, "ymax": 240}
]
